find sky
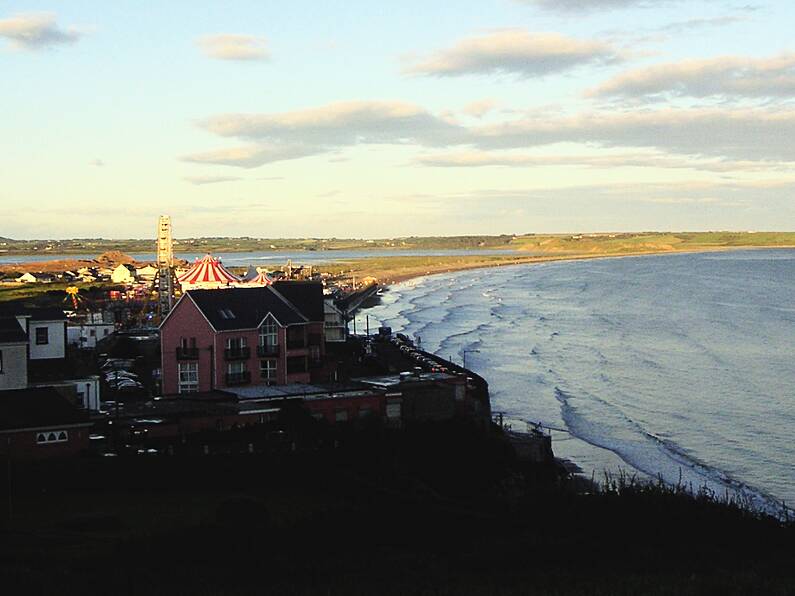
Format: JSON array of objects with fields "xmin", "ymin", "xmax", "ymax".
[{"xmin": 1, "ymin": 0, "xmax": 795, "ymax": 239}]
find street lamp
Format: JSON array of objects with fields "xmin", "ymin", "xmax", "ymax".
[{"xmin": 462, "ymin": 349, "xmax": 480, "ymax": 370}]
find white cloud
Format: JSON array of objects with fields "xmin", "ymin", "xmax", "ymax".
[
  {"xmin": 0, "ymin": 12, "xmax": 82, "ymax": 50},
  {"xmin": 473, "ymin": 107, "xmax": 795, "ymax": 160},
  {"xmin": 197, "ymin": 34, "xmax": 269, "ymax": 61},
  {"xmin": 415, "ymin": 150, "xmax": 791, "ymax": 172},
  {"xmin": 404, "ymin": 30, "xmax": 620, "ymax": 78},
  {"xmin": 183, "ymin": 175, "xmax": 244, "ymax": 185},
  {"xmin": 200, "ymin": 100, "xmax": 467, "ymax": 145},
  {"xmin": 181, "ymin": 144, "xmax": 324, "ymax": 168},
  {"xmin": 522, "ymin": 0, "xmax": 661, "ymax": 12},
  {"xmin": 462, "ymin": 99, "xmax": 498, "ymax": 118},
  {"xmin": 590, "ymin": 53, "xmax": 795, "ymax": 99}
]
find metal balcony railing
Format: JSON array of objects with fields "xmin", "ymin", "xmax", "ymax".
[
  {"xmin": 257, "ymin": 344, "xmax": 279, "ymax": 357},
  {"xmin": 224, "ymin": 347, "xmax": 251, "ymax": 360},
  {"xmin": 175, "ymin": 347, "xmax": 199, "ymax": 360}
]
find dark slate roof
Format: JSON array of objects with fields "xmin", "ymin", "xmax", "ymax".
[
  {"xmin": 0, "ymin": 387, "xmax": 89, "ymax": 431},
  {"xmin": 186, "ymin": 286, "xmax": 310, "ymax": 331},
  {"xmin": 0, "ymin": 316, "xmax": 26, "ymax": 344},
  {"xmin": 272, "ymin": 282, "xmax": 324, "ymax": 322},
  {"xmin": 0, "ymin": 304, "xmax": 65, "ymax": 321}
]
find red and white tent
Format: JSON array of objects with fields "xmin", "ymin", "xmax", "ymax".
[
  {"xmin": 242, "ymin": 271, "xmax": 273, "ymax": 286},
  {"xmin": 177, "ymin": 254, "xmax": 239, "ymax": 290}
]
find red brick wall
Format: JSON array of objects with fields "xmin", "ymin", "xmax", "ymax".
[
  {"xmin": 0, "ymin": 427, "xmax": 90, "ymax": 460},
  {"xmin": 160, "ymin": 297, "xmax": 216, "ymax": 394}
]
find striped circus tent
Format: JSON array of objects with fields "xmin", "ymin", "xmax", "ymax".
[
  {"xmin": 243, "ymin": 271, "xmax": 273, "ymax": 286},
  {"xmin": 177, "ymin": 254, "xmax": 239, "ymax": 290}
]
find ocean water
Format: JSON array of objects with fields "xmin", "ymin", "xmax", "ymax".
[{"xmin": 356, "ymin": 250, "xmax": 795, "ymax": 513}]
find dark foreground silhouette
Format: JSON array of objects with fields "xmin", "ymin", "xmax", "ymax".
[{"xmin": 1, "ymin": 420, "xmax": 793, "ymax": 595}]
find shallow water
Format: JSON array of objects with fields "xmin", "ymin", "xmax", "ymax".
[{"xmin": 356, "ymin": 250, "xmax": 795, "ymax": 513}]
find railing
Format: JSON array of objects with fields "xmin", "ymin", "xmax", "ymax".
[
  {"xmin": 257, "ymin": 344, "xmax": 280, "ymax": 357},
  {"xmin": 225, "ymin": 371, "xmax": 251, "ymax": 385},
  {"xmin": 224, "ymin": 347, "xmax": 251, "ymax": 360},
  {"xmin": 175, "ymin": 347, "xmax": 199, "ymax": 360}
]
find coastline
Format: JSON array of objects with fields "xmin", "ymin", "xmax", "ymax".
[
  {"xmin": 352, "ymin": 246, "xmax": 795, "ymax": 516},
  {"xmin": 364, "ymin": 244, "xmax": 795, "ymax": 287}
]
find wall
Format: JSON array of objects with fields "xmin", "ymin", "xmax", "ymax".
[
  {"xmin": 0, "ymin": 425, "xmax": 91, "ymax": 459},
  {"xmin": 67, "ymin": 323, "xmax": 115, "ymax": 349},
  {"xmin": 0, "ymin": 342, "xmax": 28, "ymax": 391},
  {"xmin": 28, "ymin": 320, "xmax": 66, "ymax": 360},
  {"xmin": 160, "ymin": 297, "xmax": 216, "ymax": 395}
]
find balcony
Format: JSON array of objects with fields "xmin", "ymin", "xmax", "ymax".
[
  {"xmin": 175, "ymin": 347, "xmax": 199, "ymax": 360},
  {"xmin": 257, "ymin": 344, "xmax": 280, "ymax": 357},
  {"xmin": 224, "ymin": 347, "xmax": 251, "ymax": 360},
  {"xmin": 226, "ymin": 371, "xmax": 251, "ymax": 386}
]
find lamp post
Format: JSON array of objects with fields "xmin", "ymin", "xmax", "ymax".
[{"xmin": 462, "ymin": 349, "xmax": 480, "ymax": 370}]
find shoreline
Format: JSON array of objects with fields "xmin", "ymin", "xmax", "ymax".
[{"xmin": 371, "ymin": 244, "xmax": 795, "ymax": 287}]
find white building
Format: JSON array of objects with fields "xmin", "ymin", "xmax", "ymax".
[
  {"xmin": 67, "ymin": 322, "xmax": 115, "ymax": 349},
  {"xmin": 111, "ymin": 264, "xmax": 136, "ymax": 284},
  {"xmin": 0, "ymin": 317, "xmax": 28, "ymax": 391},
  {"xmin": 324, "ymin": 299, "xmax": 347, "ymax": 343},
  {"xmin": 136, "ymin": 264, "xmax": 159, "ymax": 281}
]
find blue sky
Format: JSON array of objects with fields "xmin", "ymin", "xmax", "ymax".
[{"xmin": 2, "ymin": 0, "xmax": 794, "ymax": 238}]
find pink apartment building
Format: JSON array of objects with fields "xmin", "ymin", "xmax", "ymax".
[{"xmin": 160, "ymin": 282, "xmax": 330, "ymax": 395}]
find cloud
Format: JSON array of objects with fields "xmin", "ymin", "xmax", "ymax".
[
  {"xmin": 200, "ymin": 100, "xmax": 467, "ymax": 145},
  {"xmin": 522, "ymin": 0, "xmax": 661, "ymax": 12},
  {"xmin": 404, "ymin": 30, "xmax": 620, "ymax": 78},
  {"xmin": 183, "ymin": 175, "xmax": 244, "ymax": 185},
  {"xmin": 181, "ymin": 144, "xmax": 324, "ymax": 168},
  {"xmin": 473, "ymin": 107, "xmax": 795, "ymax": 160},
  {"xmin": 0, "ymin": 12, "xmax": 82, "ymax": 50},
  {"xmin": 197, "ymin": 34, "xmax": 269, "ymax": 61},
  {"xmin": 89, "ymin": 158, "xmax": 105, "ymax": 167},
  {"xmin": 590, "ymin": 54, "xmax": 795, "ymax": 100},
  {"xmin": 462, "ymin": 99, "xmax": 498, "ymax": 118},
  {"xmin": 415, "ymin": 150, "xmax": 791, "ymax": 172},
  {"xmin": 655, "ymin": 15, "xmax": 747, "ymax": 33}
]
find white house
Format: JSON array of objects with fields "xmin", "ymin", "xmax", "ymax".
[
  {"xmin": 0, "ymin": 317, "xmax": 28, "ymax": 391},
  {"xmin": 111, "ymin": 264, "xmax": 136, "ymax": 284},
  {"xmin": 324, "ymin": 299, "xmax": 347, "ymax": 343},
  {"xmin": 67, "ymin": 322, "xmax": 115, "ymax": 349},
  {"xmin": 135, "ymin": 264, "xmax": 159, "ymax": 281},
  {"xmin": 15, "ymin": 272, "xmax": 38, "ymax": 284}
]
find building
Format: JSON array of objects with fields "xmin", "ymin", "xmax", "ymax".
[
  {"xmin": 0, "ymin": 387, "xmax": 92, "ymax": 459},
  {"xmin": 15, "ymin": 272, "xmax": 54, "ymax": 284},
  {"xmin": 160, "ymin": 282, "xmax": 330, "ymax": 395},
  {"xmin": 323, "ymin": 299, "xmax": 346, "ymax": 342},
  {"xmin": 0, "ymin": 316, "xmax": 28, "ymax": 390},
  {"xmin": 111, "ymin": 263, "xmax": 136, "ymax": 284},
  {"xmin": 67, "ymin": 322, "xmax": 115, "ymax": 349},
  {"xmin": 135, "ymin": 264, "xmax": 159, "ymax": 281},
  {"xmin": 0, "ymin": 306, "xmax": 102, "ymax": 411}
]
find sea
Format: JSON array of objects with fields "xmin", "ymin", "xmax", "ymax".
[{"xmin": 354, "ymin": 249, "xmax": 795, "ymax": 514}]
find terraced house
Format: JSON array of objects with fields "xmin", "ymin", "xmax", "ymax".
[{"xmin": 160, "ymin": 282, "xmax": 331, "ymax": 395}]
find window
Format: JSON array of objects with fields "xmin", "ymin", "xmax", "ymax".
[
  {"xmin": 218, "ymin": 308, "xmax": 236, "ymax": 320},
  {"xmin": 180, "ymin": 337, "xmax": 197, "ymax": 349},
  {"xmin": 178, "ymin": 361, "xmax": 199, "ymax": 393},
  {"xmin": 89, "ymin": 328, "xmax": 96, "ymax": 337},
  {"xmin": 227, "ymin": 361, "xmax": 246, "ymax": 375},
  {"xmin": 35, "ymin": 327, "xmax": 49, "ymax": 345},
  {"xmin": 259, "ymin": 316, "xmax": 278, "ymax": 348},
  {"xmin": 226, "ymin": 336, "xmax": 246, "ymax": 350},
  {"xmin": 335, "ymin": 409, "xmax": 348, "ymax": 422},
  {"xmin": 287, "ymin": 356, "xmax": 307, "ymax": 375},
  {"xmin": 36, "ymin": 430, "xmax": 68, "ymax": 444},
  {"xmin": 260, "ymin": 359, "xmax": 277, "ymax": 381}
]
